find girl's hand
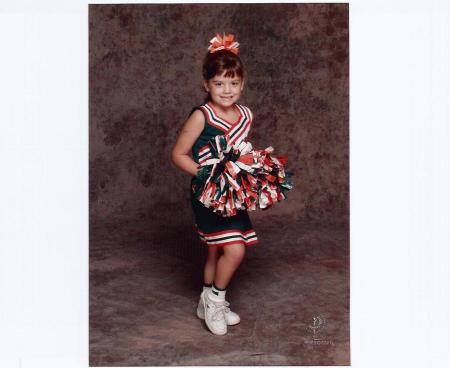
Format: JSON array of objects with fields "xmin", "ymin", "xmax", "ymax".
[{"xmin": 171, "ymin": 110, "xmax": 205, "ymax": 176}]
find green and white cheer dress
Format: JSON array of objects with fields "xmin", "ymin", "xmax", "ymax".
[{"xmin": 189, "ymin": 101, "xmax": 259, "ymax": 247}]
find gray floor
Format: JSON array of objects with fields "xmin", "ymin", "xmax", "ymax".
[{"xmin": 89, "ymin": 216, "xmax": 350, "ymax": 366}]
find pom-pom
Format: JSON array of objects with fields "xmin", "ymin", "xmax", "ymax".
[{"xmin": 192, "ymin": 136, "xmax": 294, "ymax": 217}]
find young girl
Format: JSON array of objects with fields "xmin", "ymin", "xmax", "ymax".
[{"xmin": 171, "ymin": 34, "xmax": 258, "ymax": 336}]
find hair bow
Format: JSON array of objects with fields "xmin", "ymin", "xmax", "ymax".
[{"xmin": 208, "ymin": 33, "xmax": 240, "ymax": 55}]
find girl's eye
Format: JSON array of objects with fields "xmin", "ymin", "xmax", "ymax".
[{"xmin": 214, "ymin": 82, "xmax": 239, "ymax": 86}]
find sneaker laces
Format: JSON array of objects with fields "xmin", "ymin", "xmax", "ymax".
[
  {"xmin": 223, "ymin": 301, "xmax": 231, "ymax": 314},
  {"xmin": 209, "ymin": 300, "xmax": 229, "ymax": 321}
]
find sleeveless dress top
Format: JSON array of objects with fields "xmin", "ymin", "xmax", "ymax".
[{"xmin": 188, "ymin": 101, "xmax": 259, "ymax": 247}]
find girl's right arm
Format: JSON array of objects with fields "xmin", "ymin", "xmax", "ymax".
[{"xmin": 170, "ymin": 109, "xmax": 205, "ymax": 177}]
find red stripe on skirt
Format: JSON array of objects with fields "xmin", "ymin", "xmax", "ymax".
[
  {"xmin": 197, "ymin": 228, "xmax": 256, "ymax": 237},
  {"xmin": 200, "ymin": 237, "xmax": 259, "ymax": 246}
]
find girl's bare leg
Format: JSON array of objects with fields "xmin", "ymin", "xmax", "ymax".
[
  {"xmin": 203, "ymin": 246, "xmax": 222, "ymax": 284},
  {"xmin": 214, "ymin": 244, "xmax": 246, "ymax": 289}
]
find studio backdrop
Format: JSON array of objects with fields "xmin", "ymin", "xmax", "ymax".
[{"xmin": 89, "ymin": 3, "xmax": 349, "ymax": 366}]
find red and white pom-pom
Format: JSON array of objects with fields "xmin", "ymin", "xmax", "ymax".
[{"xmin": 193, "ymin": 136, "xmax": 293, "ymax": 217}]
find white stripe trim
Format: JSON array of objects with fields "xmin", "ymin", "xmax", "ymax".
[
  {"xmin": 205, "ymin": 236, "xmax": 258, "ymax": 245},
  {"xmin": 226, "ymin": 105, "xmax": 251, "ymax": 146},
  {"xmin": 198, "ymin": 230, "xmax": 257, "ymax": 241},
  {"xmin": 243, "ymin": 105, "xmax": 253, "ymax": 121},
  {"xmin": 228, "ymin": 119, "xmax": 251, "ymax": 147},
  {"xmin": 202, "ymin": 104, "xmax": 231, "ymax": 130},
  {"xmin": 227, "ymin": 105, "xmax": 248, "ymax": 136}
]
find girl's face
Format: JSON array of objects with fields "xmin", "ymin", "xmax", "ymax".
[{"xmin": 203, "ymin": 71, "xmax": 244, "ymax": 109}]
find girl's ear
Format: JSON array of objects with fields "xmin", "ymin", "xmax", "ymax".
[
  {"xmin": 203, "ymin": 80, "xmax": 209, "ymax": 92},
  {"xmin": 241, "ymin": 78, "xmax": 245, "ymax": 91}
]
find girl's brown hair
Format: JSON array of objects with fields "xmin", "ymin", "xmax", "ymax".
[{"xmin": 202, "ymin": 50, "xmax": 245, "ymax": 103}]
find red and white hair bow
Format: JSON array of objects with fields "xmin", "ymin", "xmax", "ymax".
[{"xmin": 208, "ymin": 33, "xmax": 240, "ymax": 55}]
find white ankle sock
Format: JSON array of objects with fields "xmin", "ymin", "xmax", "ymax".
[
  {"xmin": 203, "ymin": 285, "xmax": 211, "ymax": 293},
  {"xmin": 209, "ymin": 284, "xmax": 226, "ymax": 302}
]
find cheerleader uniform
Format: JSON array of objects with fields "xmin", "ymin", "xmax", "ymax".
[{"xmin": 189, "ymin": 101, "xmax": 259, "ymax": 247}]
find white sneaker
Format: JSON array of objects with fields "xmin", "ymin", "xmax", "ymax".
[
  {"xmin": 197, "ymin": 290, "xmax": 241, "ymax": 325},
  {"xmin": 201, "ymin": 290, "xmax": 228, "ymax": 335}
]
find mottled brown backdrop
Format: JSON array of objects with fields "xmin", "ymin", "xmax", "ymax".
[
  {"xmin": 89, "ymin": 3, "xmax": 348, "ymax": 234},
  {"xmin": 89, "ymin": 4, "xmax": 349, "ymax": 365}
]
